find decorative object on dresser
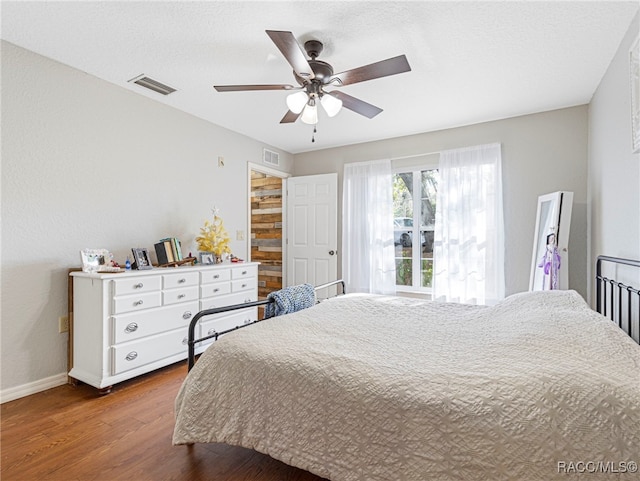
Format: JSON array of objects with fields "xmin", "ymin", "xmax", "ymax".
[
  {"xmin": 155, "ymin": 237, "xmax": 195, "ymax": 267},
  {"xmin": 131, "ymin": 247, "xmax": 153, "ymax": 270},
  {"xmin": 80, "ymin": 248, "xmax": 120, "ymax": 273},
  {"xmin": 68, "ymin": 262, "xmax": 259, "ymax": 394},
  {"xmin": 196, "ymin": 207, "xmax": 232, "ymax": 263},
  {"xmin": 200, "ymin": 252, "xmax": 215, "ymax": 265}
]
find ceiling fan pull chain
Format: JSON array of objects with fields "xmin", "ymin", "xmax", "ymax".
[{"xmin": 312, "ymin": 125, "xmax": 317, "ymax": 143}]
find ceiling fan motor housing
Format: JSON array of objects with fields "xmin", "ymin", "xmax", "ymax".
[
  {"xmin": 298, "ymin": 40, "xmax": 334, "ymax": 89},
  {"xmin": 295, "ymin": 59, "xmax": 334, "ymax": 89},
  {"xmin": 304, "ymin": 39, "xmax": 324, "ymax": 59}
]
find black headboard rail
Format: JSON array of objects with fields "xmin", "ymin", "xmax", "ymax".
[{"xmin": 595, "ymin": 255, "xmax": 640, "ymax": 343}]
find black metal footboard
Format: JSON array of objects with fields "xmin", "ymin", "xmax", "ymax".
[
  {"xmin": 187, "ymin": 279, "xmax": 346, "ymax": 370},
  {"xmin": 595, "ymin": 255, "xmax": 640, "ymax": 344}
]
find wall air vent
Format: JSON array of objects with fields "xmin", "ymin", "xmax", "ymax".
[
  {"xmin": 263, "ymin": 148, "xmax": 280, "ymax": 166},
  {"xmin": 128, "ymin": 74, "xmax": 176, "ymax": 95}
]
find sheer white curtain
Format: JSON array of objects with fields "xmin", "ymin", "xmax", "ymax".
[
  {"xmin": 342, "ymin": 160, "xmax": 396, "ymax": 294},
  {"xmin": 434, "ymin": 143, "xmax": 505, "ymax": 305}
]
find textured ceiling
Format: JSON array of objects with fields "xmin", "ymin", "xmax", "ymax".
[{"xmin": 2, "ymin": 1, "xmax": 638, "ymax": 154}]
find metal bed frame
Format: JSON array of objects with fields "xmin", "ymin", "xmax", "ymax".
[
  {"xmin": 595, "ymin": 255, "xmax": 640, "ymax": 344},
  {"xmin": 187, "ymin": 279, "xmax": 346, "ymax": 370}
]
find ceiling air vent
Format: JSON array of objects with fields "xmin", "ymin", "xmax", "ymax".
[
  {"xmin": 263, "ymin": 148, "xmax": 280, "ymax": 167},
  {"xmin": 128, "ymin": 74, "xmax": 176, "ymax": 95}
]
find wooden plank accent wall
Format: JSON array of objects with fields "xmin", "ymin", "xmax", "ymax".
[{"xmin": 251, "ymin": 171, "xmax": 283, "ymax": 317}]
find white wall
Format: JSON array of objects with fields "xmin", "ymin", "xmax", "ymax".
[
  {"xmin": 0, "ymin": 41, "xmax": 293, "ymax": 393},
  {"xmin": 293, "ymin": 106, "xmax": 589, "ymax": 299},
  {"xmin": 588, "ymin": 11, "xmax": 640, "ymax": 297}
]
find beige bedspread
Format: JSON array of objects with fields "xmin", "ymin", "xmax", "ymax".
[{"xmin": 173, "ymin": 290, "xmax": 640, "ymax": 481}]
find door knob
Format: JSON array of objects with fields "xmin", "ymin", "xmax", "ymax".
[{"xmin": 329, "ymin": 250, "xmax": 335, "ymax": 256}]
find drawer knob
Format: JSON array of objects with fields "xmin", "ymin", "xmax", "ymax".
[
  {"xmin": 182, "ymin": 337, "xmax": 188, "ymax": 345},
  {"xmin": 241, "ymin": 270, "xmax": 247, "ymax": 275},
  {"xmin": 178, "ymin": 278, "xmax": 186, "ymax": 283},
  {"xmin": 207, "ymin": 328, "xmax": 217, "ymax": 336},
  {"xmin": 178, "ymin": 294, "xmax": 186, "ymax": 299},
  {"xmin": 134, "ymin": 300, "xmax": 144, "ymax": 306},
  {"xmin": 213, "ymin": 274, "xmax": 220, "ymax": 279},
  {"xmin": 133, "ymin": 283, "xmax": 144, "ymax": 289},
  {"xmin": 213, "ymin": 288, "xmax": 220, "ymax": 293},
  {"xmin": 183, "ymin": 311, "xmax": 192, "ymax": 319},
  {"xmin": 125, "ymin": 322, "xmax": 138, "ymax": 333},
  {"xmin": 241, "ymin": 283, "xmax": 247, "ymax": 288},
  {"xmin": 125, "ymin": 351, "xmax": 138, "ymax": 361}
]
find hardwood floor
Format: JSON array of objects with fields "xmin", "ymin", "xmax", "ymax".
[{"xmin": 1, "ymin": 362, "xmax": 326, "ymax": 481}]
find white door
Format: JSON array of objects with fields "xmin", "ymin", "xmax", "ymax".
[{"xmin": 286, "ymin": 173, "xmax": 338, "ymax": 297}]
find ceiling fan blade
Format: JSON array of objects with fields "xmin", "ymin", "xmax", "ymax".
[
  {"xmin": 266, "ymin": 30, "xmax": 315, "ymax": 80},
  {"xmin": 280, "ymin": 110, "xmax": 302, "ymax": 124},
  {"xmin": 214, "ymin": 84, "xmax": 296, "ymax": 92},
  {"xmin": 327, "ymin": 91, "xmax": 383, "ymax": 119},
  {"xmin": 330, "ymin": 55, "xmax": 411, "ymax": 86}
]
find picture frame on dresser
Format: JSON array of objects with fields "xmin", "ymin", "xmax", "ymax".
[
  {"xmin": 80, "ymin": 248, "xmax": 110, "ymax": 273},
  {"xmin": 200, "ymin": 252, "xmax": 215, "ymax": 265},
  {"xmin": 131, "ymin": 247, "xmax": 152, "ymax": 270}
]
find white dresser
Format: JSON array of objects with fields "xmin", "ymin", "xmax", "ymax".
[{"xmin": 69, "ymin": 262, "xmax": 258, "ymax": 392}]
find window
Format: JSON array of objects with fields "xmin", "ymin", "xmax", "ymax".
[{"xmin": 393, "ymin": 168, "xmax": 439, "ymax": 290}]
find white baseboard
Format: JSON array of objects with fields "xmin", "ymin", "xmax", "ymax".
[{"xmin": 1, "ymin": 373, "xmax": 68, "ymax": 404}]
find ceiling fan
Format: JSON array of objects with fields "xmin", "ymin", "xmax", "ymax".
[{"xmin": 214, "ymin": 30, "xmax": 411, "ymax": 125}]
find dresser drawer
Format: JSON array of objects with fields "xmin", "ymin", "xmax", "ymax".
[
  {"xmin": 200, "ymin": 282, "xmax": 232, "ymax": 299},
  {"xmin": 199, "ymin": 309, "xmax": 257, "ymax": 346},
  {"xmin": 111, "ymin": 301, "xmax": 197, "ymax": 344},
  {"xmin": 231, "ymin": 265, "xmax": 257, "ymax": 279},
  {"xmin": 199, "ymin": 291, "xmax": 257, "ymax": 318},
  {"xmin": 163, "ymin": 286, "xmax": 199, "ymax": 305},
  {"xmin": 163, "ymin": 271, "xmax": 199, "ymax": 289},
  {"xmin": 113, "ymin": 291, "xmax": 162, "ymax": 314},
  {"xmin": 200, "ymin": 268, "xmax": 231, "ymax": 284},
  {"xmin": 113, "ymin": 276, "xmax": 161, "ymax": 296},
  {"xmin": 232, "ymin": 278, "xmax": 255, "ymax": 292},
  {"xmin": 111, "ymin": 327, "xmax": 189, "ymax": 375}
]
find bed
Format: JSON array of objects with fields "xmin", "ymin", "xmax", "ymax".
[{"xmin": 173, "ymin": 256, "xmax": 640, "ymax": 481}]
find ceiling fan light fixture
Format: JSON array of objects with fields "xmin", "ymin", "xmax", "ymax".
[
  {"xmin": 301, "ymin": 101, "xmax": 318, "ymax": 125},
  {"xmin": 286, "ymin": 91, "xmax": 308, "ymax": 114},
  {"xmin": 321, "ymin": 93, "xmax": 343, "ymax": 117}
]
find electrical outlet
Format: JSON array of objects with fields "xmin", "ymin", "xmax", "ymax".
[
  {"xmin": 58, "ymin": 316, "xmax": 69, "ymax": 333},
  {"xmin": 236, "ymin": 230, "xmax": 244, "ymax": 241}
]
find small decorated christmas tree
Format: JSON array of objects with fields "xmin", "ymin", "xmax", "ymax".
[{"xmin": 196, "ymin": 207, "xmax": 232, "ymax": 258}]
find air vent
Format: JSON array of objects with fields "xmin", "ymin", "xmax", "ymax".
[
  {"xmin": 128, "ymin": 74, "xmax": 176, "ymax": 95},
  {"xmin": 263, "ymin": 148, "xmax": 280, "ymax": 166}
]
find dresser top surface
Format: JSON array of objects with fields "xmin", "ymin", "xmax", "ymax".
[{"xmin": 70, "ymin": 262, "xmax": 260, "ymax": 279}]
